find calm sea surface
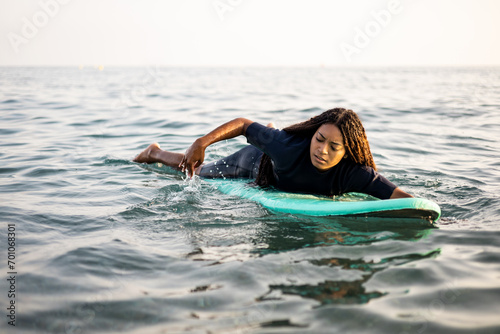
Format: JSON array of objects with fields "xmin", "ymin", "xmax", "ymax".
[{"xmin": 1, "ymin": 66, "xmax": 500, "ymax": 333}]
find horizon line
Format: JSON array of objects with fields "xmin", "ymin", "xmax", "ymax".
[{"xmin": 1, "ymin": 64, "xmax": 500, "ymax": 69}]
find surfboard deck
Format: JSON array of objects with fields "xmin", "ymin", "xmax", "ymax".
[{"xmin": 207, "ymin": 179, "xmax": 441, "ymax": 222}]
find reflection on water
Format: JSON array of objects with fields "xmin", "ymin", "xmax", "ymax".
[
  {"xmin": 255, "ymin": 215, "xmax": 435, "ymax": 254},
  {"xmin": 268, "ymin": 276, "xmax": 386, "ymax": 305},
  {"xmin": 265, "ymin": 248, "xmax": 440, "ymax": 306},
  {"xmin": 246, "ymin": 216, "xmax": 439, "ymax": 306}
]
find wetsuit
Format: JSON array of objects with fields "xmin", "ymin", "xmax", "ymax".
[{"xmin": 199, "ymin": 122, "xmax": 397, "ymax": 199}]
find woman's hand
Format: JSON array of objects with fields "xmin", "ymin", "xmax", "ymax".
[
  {"xmin": 178, "ymin": 118, "xmax": 253, "ymax": 177},
  {"xmin": 179, "ymin": 139, "xmax": 205, "ymax": 178},
  {"xmin": 390, "ymin": 187, "xmax": 413, "ymax": 199}
]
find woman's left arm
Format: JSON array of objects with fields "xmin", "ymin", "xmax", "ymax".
[{"xmin": 390, "ymin": 187, "xmax": 413, "ymax": 199}]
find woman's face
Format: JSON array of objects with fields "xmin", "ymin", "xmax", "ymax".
[{"xmin": 310, "ymin": 123, "xmax": 346, "ymax": 171}]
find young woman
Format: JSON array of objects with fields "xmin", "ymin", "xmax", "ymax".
[{"xmin": 134, "ymin": 108, "xmax": 412, "ymax": 199}]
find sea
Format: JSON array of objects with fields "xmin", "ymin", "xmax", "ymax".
[{"xmin": 1, "ymin": 66, "xmax": 499, "ymax": 333}]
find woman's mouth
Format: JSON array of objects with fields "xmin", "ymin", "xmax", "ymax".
[{"xmin": 314, "ymin": 155, "xmax": 326, "ymax": 163}]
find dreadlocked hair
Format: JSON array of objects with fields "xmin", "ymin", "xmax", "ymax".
[{"xmin": 254, "ymin": 108, "xmax": 376, "ymax": 187}]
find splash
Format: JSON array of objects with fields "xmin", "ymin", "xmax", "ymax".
[{"xmin": 182, "ymin": 170, "xmax": 202, "ymax": 193}]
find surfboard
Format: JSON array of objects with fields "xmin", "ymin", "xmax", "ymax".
[{"xmin": 207, "ymin": 179, "xmax": 441, "ymax": 222}]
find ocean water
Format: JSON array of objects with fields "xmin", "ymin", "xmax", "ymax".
[{"xmin": 1, "ymin": 66, "xmax": 499, "ymax": 333}]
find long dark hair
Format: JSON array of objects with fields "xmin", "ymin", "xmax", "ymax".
[{"xmin": 254, "ymin": 108, "xmax": 376, "ymax": 187}]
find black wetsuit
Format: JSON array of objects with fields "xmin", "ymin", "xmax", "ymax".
[{"xmin": 199, "ymin": 122, "xmax": 397, "ymax": 199}]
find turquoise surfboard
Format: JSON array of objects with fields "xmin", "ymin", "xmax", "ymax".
[{"xmin": 207, "ymin": 179, "xmax": 441, "ymax": 222}]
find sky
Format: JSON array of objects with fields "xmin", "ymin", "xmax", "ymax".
[{"xmin": 1, "ymin": 0, "xmax": 499, "ymax": 67}]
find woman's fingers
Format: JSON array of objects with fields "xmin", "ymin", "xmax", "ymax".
[
  {"xmin": 179, "ymin": 155, "xmax": 198, "ymax": 177},
  {"xmin": 189, "ymin": 163, "xmax": 196, "ymax": 178},
  {"xmin": 179, "ymin": 156, "xmax": 186, "ymax": 171},
  {"xmin": 180, "ymin": 142, "xmax": 204, "ymax": 177}
]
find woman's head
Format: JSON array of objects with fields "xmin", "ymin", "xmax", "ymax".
[
  {"xmin": 283, "ymin": 108, "xmax": 376, "ymax": 170},
  {"xmin": 255, "ymin": 108, "xmax": 376, "ymax": 186}
]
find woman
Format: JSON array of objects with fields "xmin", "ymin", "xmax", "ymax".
[{"xmin": 134, "ymin": 108, "xmax": 412, "ymax": 199}]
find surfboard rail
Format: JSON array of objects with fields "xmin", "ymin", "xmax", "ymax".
[{"xmin": 207, "ymin": 180, "xmax": 441, "ymax": 222}]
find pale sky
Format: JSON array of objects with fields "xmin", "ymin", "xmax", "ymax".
[{"xmin": 1, "ymin": 0, "xmax": 499, "ymax": 67}]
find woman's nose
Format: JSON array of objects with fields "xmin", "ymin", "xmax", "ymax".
[{"xmin": 320, "ymin": 143, "xmax": 328, "ymax": 154}]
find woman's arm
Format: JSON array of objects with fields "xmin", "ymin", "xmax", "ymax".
[
  {"xmin": 390, "ymin": 187, "xmax": 413, "ymax": 199},
  {"xmin": 180, "ymin": 118, "xmax": 254, "ymax": 177}
]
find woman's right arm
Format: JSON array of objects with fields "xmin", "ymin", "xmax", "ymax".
[{"xmin": 180, "ymin": 118, "xmax": 254, "ymax": 177}]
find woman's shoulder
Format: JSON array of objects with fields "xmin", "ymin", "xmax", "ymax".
[{"xmin": 247, "ymin": 122, "xmax": 309, "ymax": 147}]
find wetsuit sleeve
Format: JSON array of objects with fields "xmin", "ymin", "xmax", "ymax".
[
  {"xmin": 245, "ymin": 122, "xmax": 283, "ymax": 154},
  {"xmin": 245, "ymin": 122, "xmax": 308, "ymax": 170},
  {"xmin": 343, "ymin": 165, "xmax": 397, "ymax": 200}
]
